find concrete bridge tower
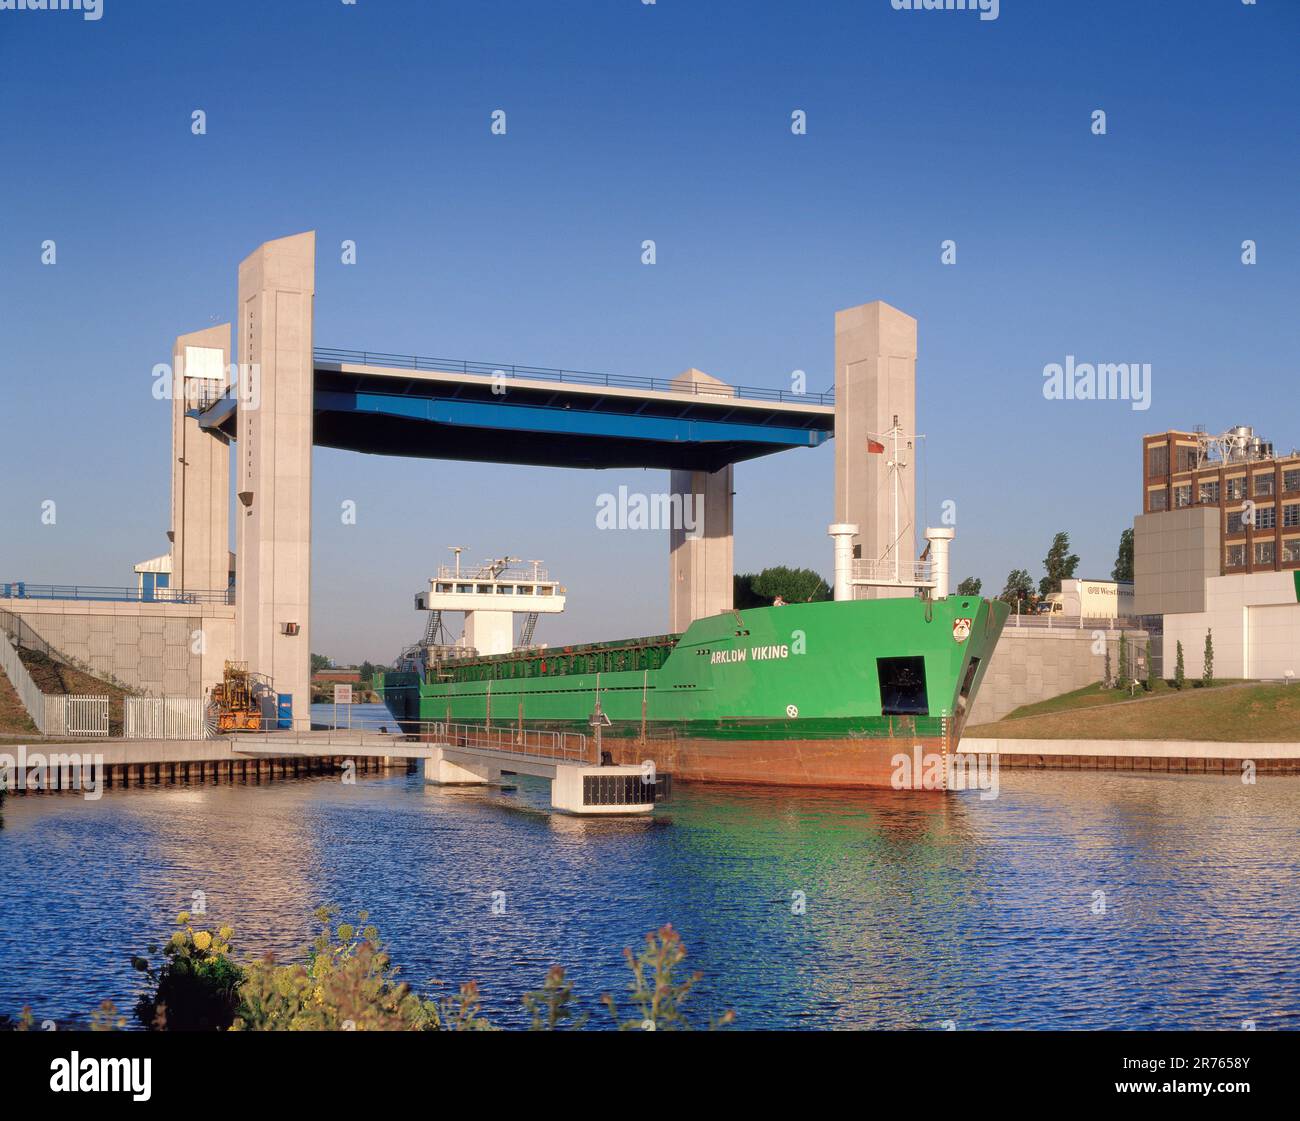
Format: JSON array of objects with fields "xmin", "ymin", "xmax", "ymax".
[
  {"xmin": 833, "ymin": 301, "xmax": 918, "ymax": 599},
  {"xmin": 170, "ymin": 323, "xmax": 231, "ymax": 594},
  {"xmin": 233, "ymin": 232, "xmax": 316, "ymax": 728}
]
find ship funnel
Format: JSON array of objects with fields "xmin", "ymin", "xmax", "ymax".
[
  {"xmin": 828, "ymin": 523, "xmax": 859, "ymax": 602},
  {"xmin": 924, "ymin": 527, "xmax": 955, "ymax": 598}
]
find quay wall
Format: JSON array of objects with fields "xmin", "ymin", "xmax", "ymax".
[
  {"xmin": 0, "ymin": 736, "xmax": 410, "ymax": 792},
  {"xmin": 961, "ymin": 736, "xmax": 1300, "ymax": 775}
]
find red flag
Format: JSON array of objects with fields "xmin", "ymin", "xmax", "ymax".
[{"xmin": 867, "ymin": 439, "xmax": 885, "ymax": 454}]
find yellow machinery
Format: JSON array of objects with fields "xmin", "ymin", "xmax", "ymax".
[{"xmin": 207, "ymin": 661, "xmax": 264, "ymax": 733}]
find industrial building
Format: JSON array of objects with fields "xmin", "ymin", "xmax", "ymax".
[{"xmin": 1135, "ymin": 426, "xmax": 1300, "ymax": 680}]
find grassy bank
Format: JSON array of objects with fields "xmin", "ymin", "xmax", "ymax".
[
  {"xmin": 0, "ymin": 666, "xmax": 38, "ymax": 737},
  {"xmin": 15, "ymin": 649, "xmax": 132, "ymax": 735},
  {"xmin": 968, "ymin": 681, "xmax": 1300, "ymax": 742}
]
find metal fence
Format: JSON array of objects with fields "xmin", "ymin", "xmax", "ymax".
[
  {"xmin": 43, "ymin": 695, "xmax": 109, "ymax": 738},
  {"xmin": 0, "ymin": 631, "xmax": 48, "ymax": 733},
  {"xmin": 125, "ymin": 697, "xmax": 213, "ymax": 740},
  {"xmin": 315, "ymin": 346, "xmax": 835, "ymax": 407},
  {"xmin": 423, "ymin": 722, "xmax": 591, "ymax": 763},
  {"xmin": 1007, "ymin": 614, "xmax": 1142, "ymax": 630},
  {"xmin": 1, "ymin": 583, "xmax": 233, "ymax": 605}
]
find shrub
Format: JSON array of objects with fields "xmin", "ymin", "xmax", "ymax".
[
  {"xmin": 602, "ymin": 924, "xmax": 734, "ymax": 1031},
  {"xmin": 103, "ymin": 907, "xmax": 732, "ymax": 1031},
  {"xmin": 134, "ymin": 913, "xmax": 244, "ymax": 1030},
  {"xmin": 232, "ymin": 907, "xmax": 441, "ymax": 1031}
]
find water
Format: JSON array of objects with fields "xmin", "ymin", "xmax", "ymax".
[
  {"xmin": 2, "ymin": 763, "xmax": 1298, "ymax": 1029},
  {"xmin": 310, "ymin": 701, "xmax": 401, "ymax": 732}
]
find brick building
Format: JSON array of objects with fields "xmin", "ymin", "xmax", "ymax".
[{"xmin": 1135, "ymin": 426, "xmax": 1300, "ymax": 679}]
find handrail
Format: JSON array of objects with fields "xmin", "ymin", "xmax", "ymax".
[
  {"xmin": 1, "ymin": 583, "xmax": 233, "ymax": 606},
  {"xmin": 314, "ymin": 346, "xmax": 835, "ymax": 407},
  {"xmin": 420, "ymin": 721, "xmax": 590, "ymax": 764}
]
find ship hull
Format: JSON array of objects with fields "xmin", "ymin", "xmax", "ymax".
[
  {"xmin": 604, "ymin": 734, "xmax": 949, "ymax": 790},
  {"xmin": 377, "ymin": 595, "xmax": 1008, "ymax": 792}
]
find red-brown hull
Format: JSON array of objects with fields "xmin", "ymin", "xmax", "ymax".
[{"xmin": 608, "ymin": 735, "xmax": 952, "ymax": 791}]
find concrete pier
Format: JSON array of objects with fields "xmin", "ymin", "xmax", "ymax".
[
  {"xmin": 421, "ymin": 745, "xmax": 656, "ymax": 815},
  {"xmin": 0, "ymin": 730, "xmax": 657, "ymax": 814}
]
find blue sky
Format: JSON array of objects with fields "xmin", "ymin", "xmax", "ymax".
[{"xmin": 1, "ymin": 0, "xmax": 1297, "ymax": 663}]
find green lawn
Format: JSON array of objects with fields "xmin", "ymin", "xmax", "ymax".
[{"xmin": 968, "ymin": 680, "xmax": 1300, "ymax": 742}]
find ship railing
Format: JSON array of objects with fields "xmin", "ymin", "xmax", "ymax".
[
  {"xmin": 433, "ymin": 565, "xmax": 552, "ymax": 583},
  {"xmin": 849, "ymin": 559, "xmax": 935, "ymax": 586},
  {"xmin": 406, "ymin": 721, "xmax": 591, "ymax": 764}
]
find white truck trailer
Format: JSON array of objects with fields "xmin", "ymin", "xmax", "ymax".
[{"xmin": 1040, "ymin": 579, "xmax": 1135, "ymax": 618}]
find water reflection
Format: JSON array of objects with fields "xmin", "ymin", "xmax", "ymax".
[{"xmin": 1, "ymin": 769, "xmax": 1297, "ymax": 1029}]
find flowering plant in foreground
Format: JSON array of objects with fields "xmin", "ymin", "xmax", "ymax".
[
  {"xmin": 133, "ymin": 912, "xmax": 242, "ymax": 1030},
  {"xmin": 6, "ymin": 907, "xmax": 733, "ymax": 1031}
]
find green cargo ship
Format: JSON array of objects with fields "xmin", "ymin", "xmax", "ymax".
[{"xmin": 377, "ymin": 593, "xmax": 1007, "ymax": 790}]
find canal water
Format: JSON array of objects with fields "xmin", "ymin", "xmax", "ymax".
[{"xmin": 2, "ymin": 728, "xmax": 1298, "ymax": 1029}]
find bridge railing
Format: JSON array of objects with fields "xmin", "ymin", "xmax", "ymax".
[
  {"xmin": 416, "ymin": 721, "xmax": 591, "ymax": 764},
  {"xmin": 1, "ymin": 583, "xmax": 233, "ymax": 606},
  {"xmin": 315, "ymin": 346, "xmax": 835, "ymax": 407}
]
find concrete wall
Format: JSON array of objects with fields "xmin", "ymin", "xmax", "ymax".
[
  {"xmin": 967, "ymin": 624, "xmax": 1147, "ymax": 725},
  {"xmin": 1133, "ymin": 506, "xmax": 1219, "ymax": 615},
  {"xmin": 0, "ymin": 597, "xmax": 235, "ymax": 697},
  {"xmin": 1161, "ymin": 571, "xmax": 1300, "ymax": 680}
]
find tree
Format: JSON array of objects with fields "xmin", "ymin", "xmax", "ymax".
[
  {"xmin": 955, "ymin": 577, "xmax": 982, "ymax": 596},
  {"xmin": 1112, "ymin": 528, "xmax": 1134, "ymax": 582},
  {"xmin": 1116, "ymin": 634, "xmax": 1130, "ymax": 690},
  {"xmin": 1202, "ymin": 630, "xmax": 1214, "ymax": 687},
  {"xmin": 733, "ymin": 573, "xmax": 763, "ymax": 610},
  {"xmin": 311, "ymin": 653, "xmax": 333, "ymax": 674},
  {"xmin": 1145, "ymin": 638, "xmax": 1155, "ymax": 692},
  {"xmin": 1103, "ymin": 645, "xmax": 1112, "ymax": 688},
  {"xmin": 998, "ymin": 569, "xmax": 1035, "ymax": 610},
  {"xmin": 750, "ymin": 567, "xmax": 831, "ymax": 604},
  {"xmin": 1174, "ymin": 640, "xmax": 1185, "ymax": 690},
  {"xmin": 359, "ymin": 661, "xmax": 378, "ymax": 685},
  {"xmin": 1039, "ymin": 531, "xmax": 1081, "ymax": 597}
]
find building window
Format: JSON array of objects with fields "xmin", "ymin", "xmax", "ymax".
[
  {"xmin": 1226, "ymin": 544, "xmax": 1246, "ymax": 568},
  {"xmin": 1227, "ymin": 477, "xmax": 1247, "ymax": 501},
  {"xmin": 1283, "ymin": 539, "xmax": 1300, "ymax": 565},
  {"xmin": 1255, "ymin": 540, "xmax": 1275, "ymax": 566},
  {"xmin": 1284, "ymin": 469, "xmax": 1300, "ymax": 494},
  {"xmin": 1149, "ymin": 488, "xmax": 1169, "ymax": 512},
  {"xmin": 1254, "ymin": 473, "xmax": 1275, "ymax": 497},
  {"xmin": 1284, "ymin": 503, "xmax": 1300, "ymax": 528},
  {"xmin": 1173, "ymin": 484, "xmax": 1192, "ymax": 509},
  {"xmin": 1257, "ymin": 506, "xmax": 1276, "ymax": 529},
  {"xmin": 1175, "ymin": 446, "xmax": 1197, "ymax": 472},
  {"xmin": 1227, "ymin": 511, "xmax": 1245, "ymax": 534},
  {"xmin": 1147, "ymin": 444, "xmax": 1169, "ymax": 478},
  {"xmin": 1198, "ymin": 479, "xmax": 1220, "ymax": 504}
]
